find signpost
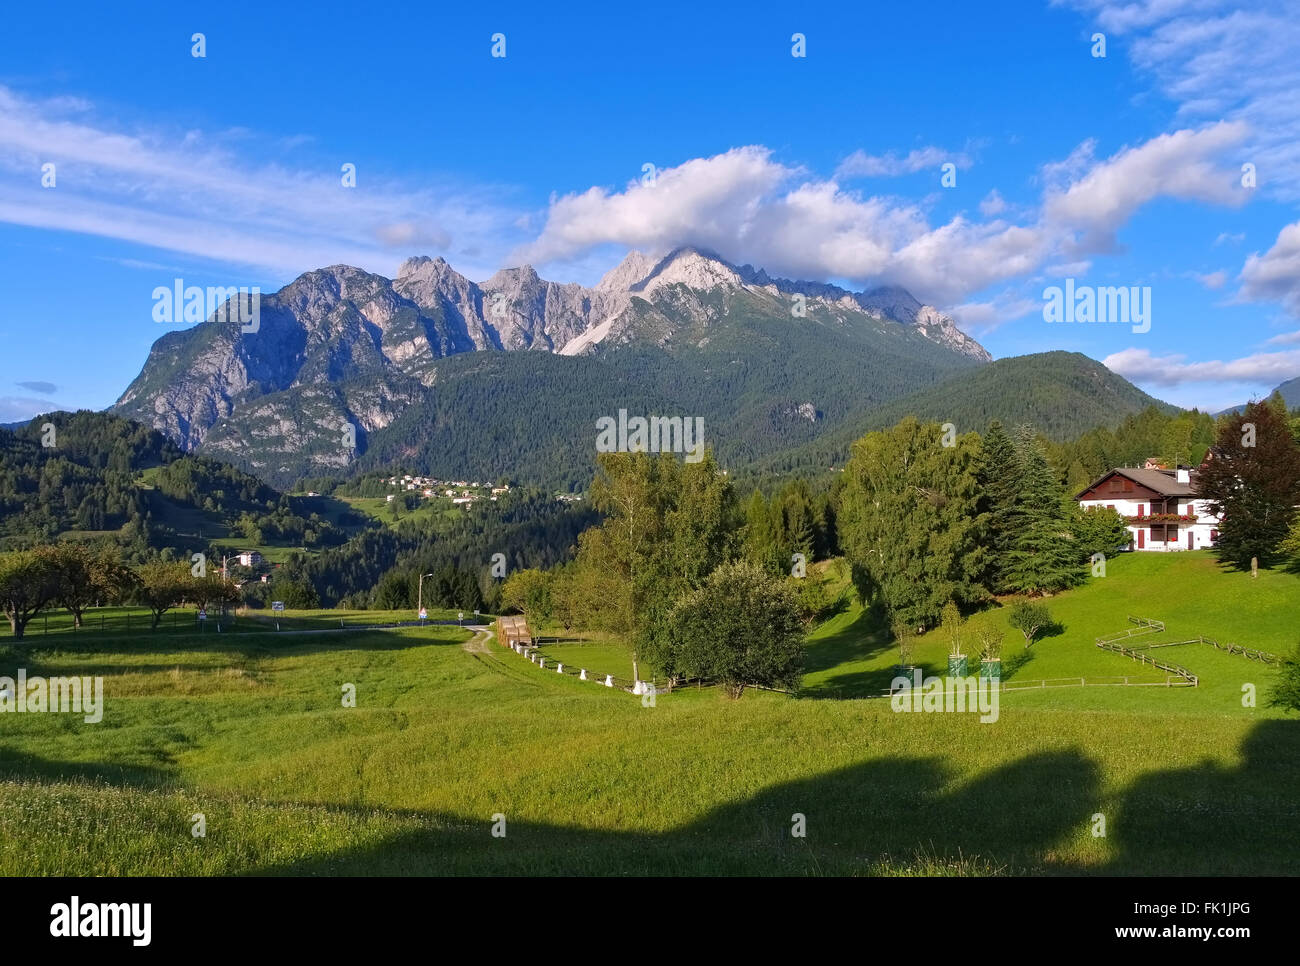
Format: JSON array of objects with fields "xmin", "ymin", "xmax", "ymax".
[
  {"xmin": 458, "ymin": 611, "xmax": 464, "ymax": 626},
  {"xmin": 272, "ymin": 601, "xmax": 285, "ymax": 612},
  {"xmin": 418, "ymin": 607, "xmax": 428, "ymax": 622}
]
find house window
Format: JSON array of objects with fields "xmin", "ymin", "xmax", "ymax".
[
  {"xmin": 1123, "ymin": 479, "xmax": 1134, "ymax": 492},
  {"xmin": 1138, "ymin": 504, "xmax": 1145, "ymax": 516},
  {"xmin": 1210, "ymin": 529, "xmax": 1218, "ymax": 545},
  {"xmin": 1167, "ymin": 525, "xmax": 1179, "ymax": 544},
  {"xmin": 1108, "ymin": 479, "xmax": 1122, "ymax": 492}
]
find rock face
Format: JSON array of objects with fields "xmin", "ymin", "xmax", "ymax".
[
  {"xmin": 556, "ymin": 247, "xmax": 992, "ymax": 361},
  {"xmin": 113, "ymin": 247, "xmax": 990, "ymax": 479}
]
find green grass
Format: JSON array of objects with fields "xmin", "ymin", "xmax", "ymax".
[
  {"xmin": 531, "ymin": 637, "xmax": 639, "ymax": 682},
  {"xmin": 339, "ymin": 495, "xmax": 464, "ymax": 530},
  {"xmin": 1, "ymin": 552, "xmax": 1297, "ymax": 875},
  {"xmin": 1, "ymin": 606, "xmax": 485, "ymax": 640}
]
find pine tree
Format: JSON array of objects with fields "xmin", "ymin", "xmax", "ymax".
[
  {"xmin": 978, "ymin": 420, "xmax": 1020, "ymax": 593},
  {"xmin": 1001, "ymin": 435, "xmax": 1083, "ymax": 595}
]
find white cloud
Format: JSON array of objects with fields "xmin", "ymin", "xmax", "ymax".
[
  {"xmin": 835, "ymin": 146, "xmax": 971, "ymax": 179},
  {"xmin": 979, "ymin": 189, "xmax": 1008, "ymax": 217},
  {"xmin": 1266, "ymin": 329, "xmax": 1300, "ymax": 345},
  {"xmin": 1214, "ymin": 231, "xmax": 1245, "ymax": 246},
  {"xmin": 1060, "ymin": 1, "xmax": 1300, "ymax": 201},
  {"xmin": 946, "ymin": 292, "xmax": 1041, "ymax": 332},
  {"xmin": 1103, "ymin": 346, "xmax": 1300, "ymax": 386},
  {"xmin": 0, "ymin": 396, "xmax": 65, "ymax": 422},
  {"xmin": 1196, "ymin": 269, "xmax": 1228, "ymax": 289},
  {"xmin": 520, "ymin": 126, "xmax": 1245, "ymax": 306},
  {"xmin": 1041, "ymin": 122, "xmax": 1249, "ymax": 254},
  {"xmin": 0, "ymin": 86, "xmax": 525, "ymax": 280},
  {"xmin": 1239, "ymin": 220, "xmax": 1300, "ymax": 315}
]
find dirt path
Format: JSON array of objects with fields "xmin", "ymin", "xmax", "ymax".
[{"xmin": 461, "ymin": 626, "xmax": 494, "ymax": 655}]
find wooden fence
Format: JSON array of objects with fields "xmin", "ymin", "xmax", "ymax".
[{"xmin": 1093, "ymin": 616, "xmax": 1198, "ymax": 686}]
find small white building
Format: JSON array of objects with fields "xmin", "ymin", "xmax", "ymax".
[
  {"xmin": 1076, "ymin": 465, "xmax": 1222, "ymax": 552},
  {"xmin": 237, "ymin": 550, "xmax": 264, "ymax": 567}
]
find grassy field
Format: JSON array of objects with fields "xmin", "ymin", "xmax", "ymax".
[
  {"xmin": 0, "ymin": 606, "xmax": 483, "ymax": 640},
  {"xmin": 338, "ymin": 495, "xmax": 464, "ymax": 530},
  {"xmin": 1, "ymin": 551, "xmax": 1297, "ymax": 875}
]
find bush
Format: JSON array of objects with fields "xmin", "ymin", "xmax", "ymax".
[
  {"xmin": 670, "ymin": 561, "xmax": 805, "ymax": 698},
  {"xmin": 1268, "ymin": 643, "xmax": 1300, "ymax": 713},
  {"xmin": 1008, "ymin": 600, "xmax": 1052, "ymax": 648}
]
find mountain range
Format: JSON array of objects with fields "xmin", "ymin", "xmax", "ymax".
[
  {"xmin": 105, "ymin": 246, "xmax": 1190, "ymax": 490},
  {"xmin": 111, "ymin": 248, "xmax": 992, "ymax": 485}
]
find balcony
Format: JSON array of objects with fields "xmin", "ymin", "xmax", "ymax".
[{"xmin": 1125, "ymin": 513, "xmax": 1197, "ymax": 524}]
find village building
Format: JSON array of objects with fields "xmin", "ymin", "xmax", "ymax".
[
  {"xmin": 1075, "ymin": 462, "xmax": 1222, "ymax": 551},
  {"xmin": 236, "ymin": 550, "xmax": 264, "ymax": 567}
]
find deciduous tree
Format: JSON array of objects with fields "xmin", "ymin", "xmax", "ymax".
[{"xmin": 669, "ymin": 561, "xmax": 804, "ymax": 698}]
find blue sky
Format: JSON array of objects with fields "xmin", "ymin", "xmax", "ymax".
[{"xmin": 2, "ymin": 0, "xmax": 1299, "ymax": 420}]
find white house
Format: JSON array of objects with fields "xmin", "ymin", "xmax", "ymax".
[
  {"xmin": 1076, "ymin": 465, "xmax": 1222, "ymax": 552},
  {"xmin": 237, "ymin": 550, "xmax": 264, "ymax": 567}
]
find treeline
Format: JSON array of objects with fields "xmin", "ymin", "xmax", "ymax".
[
  {"xmin": 1050, "ymin": 406, "xmax": 1219, "ymax": 492},
  {"xmin": 487, "ymin": 399, "xmax": 1300, "ymax": 694},
  {"xmin": 0, "ymin": 543, "xmax": 242, "ymax": 639},
  {"xmin": 499, "ymin": 452, "xmax": 810, "ymax": 696},
  {"xmin": 0, "ymin": 411, "xmax": 372, "ymax": 560},
  {"xmin": 275, "ymin": 489, "xmax": 599, "ymax": 610},
  {"xmin": 742, "ymin": 351, "xmax": 1171, "ymax": 479}
]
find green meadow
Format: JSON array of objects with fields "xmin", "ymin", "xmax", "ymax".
[{"xmin": 1, "ymin": 551, "xmax": 1297, "ymax": 876}]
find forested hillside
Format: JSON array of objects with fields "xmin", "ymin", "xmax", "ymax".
[
  {"xmin": 0, "ymin": 411, "xmax": 372, "ymax": 560},
  {"xmin": 745, "ymin": 352, "xmax": 1176, "ymax": 479}
]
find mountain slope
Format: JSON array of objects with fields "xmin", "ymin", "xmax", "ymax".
[
  {"xmin": 1216, "ymin": 375, "xmax": 1300, "ymax": 415},
  {"xmin": 747, "ymin": 351, "xmax": 1176, "ymax": 477},
  {"xmin": 114, "ymin": 248, "xmax": 991, "ymax": 487},
  {"xmin": 0, "ymin": 411, "xmax": 373, "ymax": 556},
  {"xmin": 348, "ymin": 292, "xmax": 980, "ymax": 490}
]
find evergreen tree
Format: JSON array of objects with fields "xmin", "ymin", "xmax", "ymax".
[
  {"xmin": 978, "ymin": 420, "xmax": 1021, "ymax": 593},
  {"xmin": 1001, "ymin": 435, "xmax": 1083, "ymax": 595},
  {"xmin": 839, "ymin": 417, "xmax": 988, "ymax": 629},
  {"xmin": 742, "ymin": 490, "xmax": 785, "ymax": 576}
]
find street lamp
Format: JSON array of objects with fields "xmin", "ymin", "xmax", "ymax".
[{"xmin": 417, "ymin": 572, "xmax": 434, "ymax": 620}]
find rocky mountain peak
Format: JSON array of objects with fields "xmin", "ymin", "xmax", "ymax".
[
  {"xmin": 630, "ymin": 246, "xmax": 745, "ymax": 295},
  {"xmin": 594, "ymin": 250, "xmax": 659, "ymax": 293}
]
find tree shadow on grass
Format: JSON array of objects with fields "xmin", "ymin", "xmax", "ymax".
[
  {"xmin": 253, "ymin": 748, "xmax": 1101, "ymax": 876},
  {"xmin": 801, "ymin": 599, "xmax": 902, "ymax": 700},
  {"xmin": 1002, "ymin": 649, "xmax": 1036, "ymax": 678},
  {"xmin": 0, "ymin": 627, "xmax": 465, "ymax": 663},
  {"xmin": 800, "ymin": 666, "xmax": 911, "ymax": 699},
  {"xmin": 1104, "ymin": 718, "xmax": 1300, "ymax": 875},
  {"xmin": 0, "ymin": 748, "xmax": 174, "ymax": 789}
]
